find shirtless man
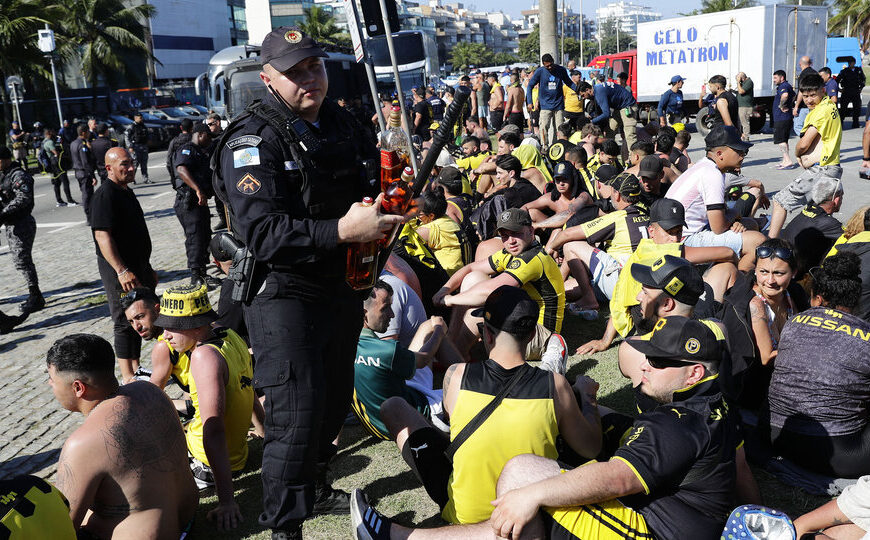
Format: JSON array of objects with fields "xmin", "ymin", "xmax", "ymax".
[
  {"xmin": 503, "ymin": 72, "xmax": 526, "ymax": 130},
  {"xmin": 49, "ymin": 334, "xmax": 198, "ymax": 539}
]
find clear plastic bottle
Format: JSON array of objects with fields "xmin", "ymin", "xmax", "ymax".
[
  {"xmin": 345, "ymin": 197, "xmax": 379, "ymax": 290},
  {"xmin": 379, "ymin": 104, "xmax": 411, "ymax": 192}
]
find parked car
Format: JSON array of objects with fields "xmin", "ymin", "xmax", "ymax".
[
  {"xmin": 178, "ymin": 104, "xmax": 208, "ymax": 116},
  {"xmin": 137, "ymin": 111, "xmax": 183, "ymax": 145},
  {"xmin": 141, "ymin": 106, "xmax": 200, "ymax": 122}
]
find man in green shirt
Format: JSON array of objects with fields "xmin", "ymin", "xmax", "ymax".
[
  {"xmin": 736, "ymin": 73, "xmax": 754, "ymax": 141},
  {"xmin": 351, "ymin": 280, "xmax": 459, "ymax": 439}
]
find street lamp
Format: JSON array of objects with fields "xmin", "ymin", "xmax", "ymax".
[{"xmin": 38, "ymin": 26, "xmax": 64, "ymax": 127}]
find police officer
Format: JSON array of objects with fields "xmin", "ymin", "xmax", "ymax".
[
  {"xmin": 214, "ymin": 27, "xmax": 402, "ymax": 538},
  {"xmin": 837, "ymin": 57, "xmax": 865, "ymax": 130},
  {"xmin": 90, "ymin": 122, "xmax": 117, "ymax": 185},
  {"xmin": 126, "ymin": 113, "xmax": 151, "ymax": 183},
  {"xmin": 70, "ymin": 124, "xmax": 97, "ymax": 225},
  {"xmin": 0, "ymin": 146, "xmax": 44, "ymax": 313},
  {"xmin": 166, "ymin": 118, "xmax": 193, "ymax": 188},
  {"xmin": 174, "ymin": 123, "xmax": 220, "ymax": 289}
]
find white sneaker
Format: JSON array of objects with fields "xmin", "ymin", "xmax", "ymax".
[{"xmin": 539, "ymin": 333, "xmax": 568, "ymax": 375}]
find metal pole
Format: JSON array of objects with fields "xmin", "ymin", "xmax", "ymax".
[
  {"xmin": 347, "ymin": 0, "xmax": 385, "ymax": 131},
  {"xmin": 376, "ymin": 0, "xmax": 418, "ymax": 175},
  {"xmin": 45, "ymin": 25, "xmax": 64, "ymax": 127},
  {"xmin": 560, "ymin": 0, "xmax": 565, "ymax": 63},
  {"xmin": 10, "ymin": 85, "xmax": 21, "ymax": 124},
  {"xmin": 579, "ymin": 0, "xmax": 584, "ymax": 64}
]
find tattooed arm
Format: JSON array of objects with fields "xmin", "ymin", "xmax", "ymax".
[
  {"xmin": 56, "ymin": 435, "xmax": 103, "ymax": 528},
  {"xmin": 441, "ymin": 363, "xmax": 466, "ymax": 420}
]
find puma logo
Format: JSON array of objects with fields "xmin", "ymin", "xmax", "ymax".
[
  {"xmin": 409, "ymin": 443, "xmax": 428, "ymax": 458},
  {"xmin": 670, "ymin": 408, "xmax": 685, "ymax": 419}
]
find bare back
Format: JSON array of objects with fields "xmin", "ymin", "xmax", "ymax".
[
  {"xmin": 507, "ymin": 86, "xmax": 525, "ymax": 113},
  {"xmin": 57, "ymin": 382, "xmax": 198, "ymax": 539}
]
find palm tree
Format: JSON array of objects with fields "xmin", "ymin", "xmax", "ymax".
[
  {"xmin": 298, "ymin": 6, "xmax": 343, "ymax": 45},
  {"xmin": 0, "ymin": 0, "xmax": 51, "ymax": 127},
  {"xmin": 681, "ymin": 0, "xmax": 757, "ymax": 15},
  {"xmin": 829, "ymin": 0, "xmax": 870, "ymax": 44},
  {"xmin": 48, "ymin": 0, "xmax": 156, "ymax": 107}
]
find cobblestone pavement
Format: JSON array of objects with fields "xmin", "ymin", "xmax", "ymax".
[{"xmin": 2, "ymin": 112, "xmax": 869, "ymax": 484}]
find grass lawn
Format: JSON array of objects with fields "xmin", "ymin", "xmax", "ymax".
[{"xmin": 190, "ymin": 312, "xmax": 831, "ymax": 539}]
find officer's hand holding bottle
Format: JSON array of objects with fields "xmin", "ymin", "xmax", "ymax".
[{"xmin": 337, "ymin": 193, "xmax": 404, "ymax": 244}]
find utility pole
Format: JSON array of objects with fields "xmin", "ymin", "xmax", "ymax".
[
  {"xmin": 579, "ymin": 0, "xmax": 584, "ymax": 64},
  {"xmin": 38, "ymin": 26, "xmax": 64, "ymax": 127},
  {"xmin": 560, "ymin": 0, "xmax": 566, "ymax": 63},
  {"xmin": 540, "ymin": 0, "xmax": 558, "ymax": 61}
]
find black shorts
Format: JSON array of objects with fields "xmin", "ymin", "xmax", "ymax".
[
  {"xmin": 401, "ymin": 427, "xmax": 452, "ymax": 508},
  {"xmin": 530, "ymin": 110, "xmax": 540, "ymax": 127},
  {"xmin": 773, "ymin": 120, "xmax": 793, "ymax": 144}
]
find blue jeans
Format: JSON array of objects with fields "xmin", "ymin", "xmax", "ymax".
[{"xmin": 792, "ymin": 108, "xmax": 809, "ymax": 136}]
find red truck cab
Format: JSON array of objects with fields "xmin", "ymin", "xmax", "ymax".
[{"xmin": 588, "ymin": 50, "xmax": 638, "ymax": 99}]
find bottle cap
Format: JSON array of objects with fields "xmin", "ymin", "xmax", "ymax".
[{"xmin": 362, "ymin": 196, "xmax": 373, "ymax": 205}]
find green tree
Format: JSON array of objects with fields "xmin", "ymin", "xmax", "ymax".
[
  {"xmin": 449, "ymin": 41, "xmax": 493, "ymax": 71},
  {"xmin": 493, "ymin": 52, "xmax": 519, "ymax": 65},
  {"xmin": 518, "ymin": 25, "xmax": 540, "ymax": 63},
  {"xmin": 596, "ymin": 18, "xmax": 634, "ymax": 55},
  {"xmin": 681, "ymin": 0, "xmax": 757, "ymax": 15},
  {"xmin": 0, "ymin": 0, "xmax": 51, "ymax": 128},
  {"xmin": 829, "ymin": 0, "xmax": 870, "ymax": 43},
  {"xmin": 298, "ymin": 6, "xmax": 343, "ymax": 46},
  {"xmin": 51, "ymin": 0, "xmax": 156, "ymax": 106}
]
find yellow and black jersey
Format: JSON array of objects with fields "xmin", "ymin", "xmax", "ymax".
[
  {"xmin": 489, "ymin": 242, "xmax": 565, "ymax": 332},
  {"xmin": 158, "ymin": 335, "xmax": 192, "ymax": 393},
  {"xmin": 442, "ymin": 360, "xmax": 558, "ymax": 525},
  {"xmin": 577, "ymin": 167, "xmax": 600, "ymax": 200},
  {"xmin": 613, "ymin": 374, "xmax": 738, "ymax": 540},
  {"xmin": 0, "ymin": 475, "xmax": 75, "ymax": 539},
  {"xmin": 580, "ymin": 204, "xmax": 650, "ymax": 264}
]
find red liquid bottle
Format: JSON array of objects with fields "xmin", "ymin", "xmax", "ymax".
[
  {"xmin": 380, "ymin": 104, "xmax": 411, "ymax": 192},
  {"xmin": 346, "ymin": 197, "xmax": 380, "ymax": 290}
]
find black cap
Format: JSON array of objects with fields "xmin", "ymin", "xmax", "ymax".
[
  {"xmin": 638, "ymin": 155, "xmax": 664, "ymax": 179},
  {"xmin": 471, "ymin": 285, "xmax": 539, "ymax": 336},
  {"xmin": 605, "ymin": 172, "xmax": 642, "ymax": 198},
  {"xmin": 553, "ymin": 161, "xmax": 576, "ymax": 181},
  {"xmin": 649, "ymin": 199, "xmax": 686, "ymax": 230},
  {"xmin": 630, "ymin": 254, "xmax": 704, "ymax": 305},
  {"xmin": 626, "ymin": 316, "xmax": 724, "ymax": 365},
  {"xmin": 704, "ymin": 125, "xmax": 752, "ymax": 153},
  {"xmin": 595, "ymin": 164, "xmax": 620, "ymax": 183},
  {"xmin": 192, "ymin": 123, "xmax": 210, "ymax": 134},
  {"xmin": 261, "ymin": 27, "xmax": 328, "ymax": 72},
  {"xmin": 0, "ymin": 146, "xmax": 11, "ymax": 160},
  {"xmin": 437, "ymin": 167, "xmax": 463, "ymax": 183},
  {"xmin": 496, "ymin": 208, "xmax": 532, "ymax": 232}
]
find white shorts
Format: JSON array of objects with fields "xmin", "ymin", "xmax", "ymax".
[
  {"xmin": 589, "ymin": 249, "xmax": 623, "ymax": 300},
  {"xmin": 684, "ymin": 228, "xmax": 744, "ymax": 256}
]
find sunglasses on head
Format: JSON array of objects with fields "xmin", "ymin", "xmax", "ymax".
[
  {"xmin": 647, "ymin": 357, "xmax": 691, "ymax": 369},
  {"xmin": 756, "ymin": 245, "xmax": 794, "ymax": 261}
]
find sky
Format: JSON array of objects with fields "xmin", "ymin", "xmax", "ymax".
[{"xmin": 462, "ymin": 0, "xmax": 704, "ymax": 21}]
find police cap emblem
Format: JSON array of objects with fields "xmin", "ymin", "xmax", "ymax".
[{"xmin": 284, "ymin": 30, "xmax": 302, "ymax": 43}]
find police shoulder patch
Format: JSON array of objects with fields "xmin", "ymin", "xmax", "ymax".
[
  {"xmin": 237, "ymin": 173, "xmax": 262, "ymax": 195},
  {"xmin": 226, "ymin": 135, "xmax": 263, "ymax": 150},
  {"xmin": 181, "ymin": 149, "xmax": 191, "ymax": 155}
]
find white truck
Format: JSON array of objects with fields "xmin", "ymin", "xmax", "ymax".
[{"xmin": 589, "ymin": 4, "xmax": 829, "ymax": 133}]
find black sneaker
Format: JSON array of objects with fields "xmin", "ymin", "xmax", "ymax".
[
  {"xmin": 21, "ymin": 292, "xmax": 45, "ymax": 314},
  {"xmin": 313, "ymin": 483, "xmax": 350, "ymax": 515},
  {"xmin": 350, "ymin": 489, "xmax": 391, "ymax": 540},
  {"xmin": 0, "ymin": 312, "xmax": 27, "ymax": 335}
]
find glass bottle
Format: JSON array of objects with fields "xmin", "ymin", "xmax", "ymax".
[
  {"xmin": 379, "ymin": 104, "xmax": 411, "ymax": 192},
  {"xmin": 346, "ymin": 197, "xmax": 379, "ymax": 290}
]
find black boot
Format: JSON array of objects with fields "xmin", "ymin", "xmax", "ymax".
[
  {"xmin": 312, "ymin": 462, "xmax": 350, "ymax": 516},
  {"xmin": 0, "ymin": 311, "xmax": 27, "ymax": 334},
  {"xmin": 21, "ymin": 286, "xmax": 45, "ymax": 314},
  {"xmin": 190, "ymin": 268, "xmax": 222, "ymax": 291}
]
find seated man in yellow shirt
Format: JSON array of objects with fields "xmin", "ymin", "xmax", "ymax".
[
  {"xmin": 563, "ymin": 69, "xmax": 585, "ymax": 121},
  {"xmin": 414, "ymin": 188, "xmax": 471, "ymax": 275},
  {"xmin": 769, "ymin": 72, "xmax": 843, "ymax": 238},
  {"xmin": 154, "ymin": 284, "xmax": 254, "ymax": 530}
]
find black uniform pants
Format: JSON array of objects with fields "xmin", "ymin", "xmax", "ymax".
[
  {"xmin": 76, "ymin": 173, "xmax": 95, "ymax": 225},
  {"xmin": 5, "ymin": 216, "xmax": 38, "ymax": 289},
  {"xmin": 839, "ymin": 92, "xmax": 862, "ymax": 127},
  {"xmin": 97, "ymin": 256, "xmax": 156, "ymax": 359},
  {"xmin": 173, "ymin": 190, "xmax": 210, "ymax": 270},
  {"xmin": 51, "ymin": 170, "xmax": 73, "ymax": 204},
  {"xmin": 245, "ymin": 273, "xmax": 363, "ymax": 529},
  {"xmin": 132, "ymin": 144, "xmax": 149, "ymax": 179}
]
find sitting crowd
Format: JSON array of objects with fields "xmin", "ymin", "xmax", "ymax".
[{"xmin": 17, "ymin": 68, "xmax": 870, "ymax": 540}]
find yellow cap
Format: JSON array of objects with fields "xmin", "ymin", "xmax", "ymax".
[{"xmin": 154, "ymin": 285, "xmax": 218, "ymax": 330}]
